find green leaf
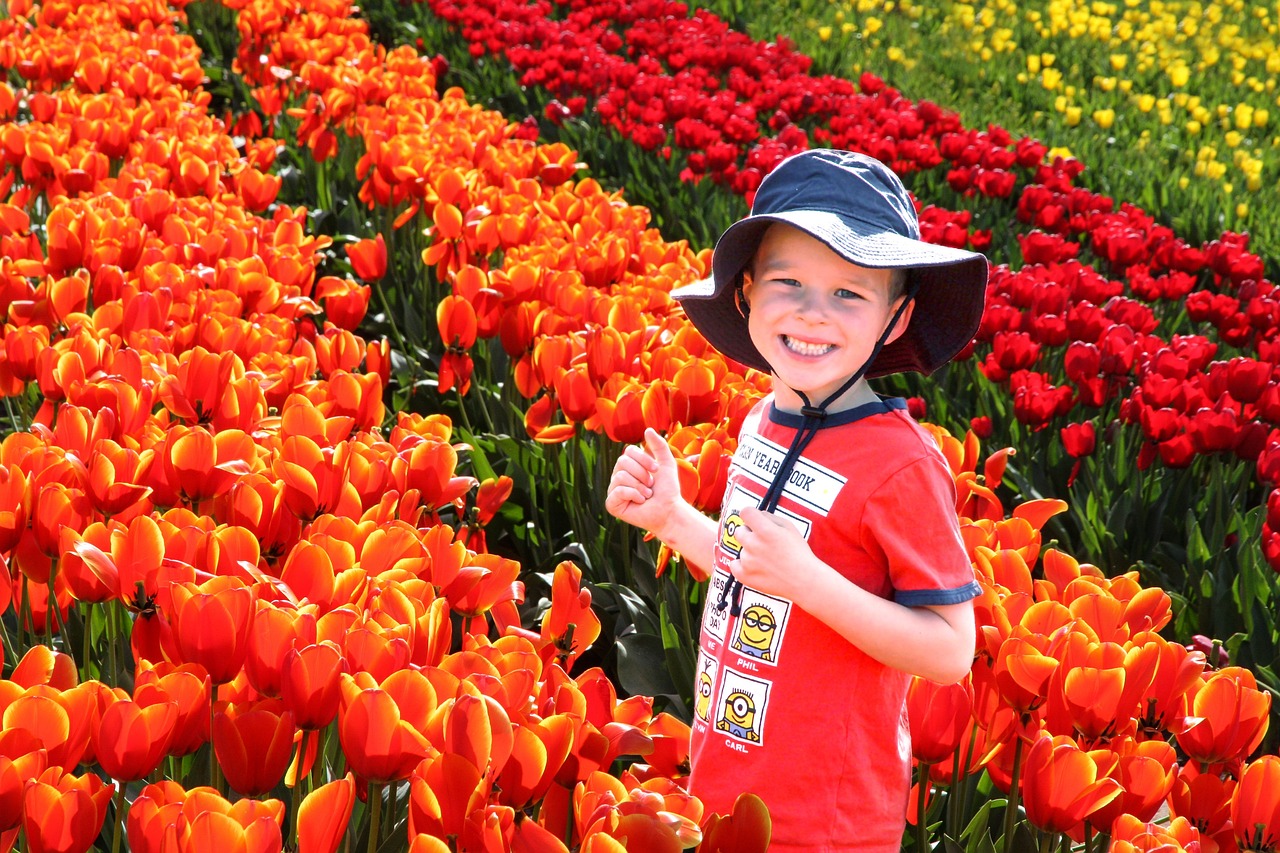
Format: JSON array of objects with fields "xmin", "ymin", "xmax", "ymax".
[{"xmin": 616, "ymin": 632, "xmax": 677, "ymax": 696}]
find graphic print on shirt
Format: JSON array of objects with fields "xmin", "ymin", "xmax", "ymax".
[
  {"xmin": 730, "ymin": 590, "xmax": 790, "ymax": 665},
  {"xmin": 732, "ymin": 432, "xmax": 848, "ymax": 514},
  {"xmin": 714, "ymin": 670, "xmax": 772, "ymax": 746},
  {"xmin": 694, "ymin": 651, "xmax": 717, "ymax": 724}
]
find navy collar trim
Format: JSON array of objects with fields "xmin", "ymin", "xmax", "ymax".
[{"xmin": 767, "ymin": 395, "xmax": 906, "ymax": 429}]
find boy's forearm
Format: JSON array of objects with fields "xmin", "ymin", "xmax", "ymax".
[
  {"xmin": 653, "ymin": 502, "xmax": 719, "ymax": 575},
  {"xmin": 793, "ymin": 554, "xmax": 976, "ymax": 684}
]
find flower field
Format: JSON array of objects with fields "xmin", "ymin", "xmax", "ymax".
[{"xmin": 0, "ymin": 0, "xmax": 1279, "ymax": 850}]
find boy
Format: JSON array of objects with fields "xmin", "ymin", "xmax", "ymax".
[{"xmin": 605, "ymin": 150, "xmax": 989, "ymax": 851}]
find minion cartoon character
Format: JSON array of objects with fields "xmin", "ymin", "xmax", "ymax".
[
  {"xmin": 732, "ymin": 604, "xmax": 776, "ymax": 661},
  {"xmin": 717, "ymin": 690, "xmax": 760, "ymax": 742},
  {"xmin": 695, "ymin": 660, "xmax": 715, "ymax": 722},
  {"xmin": 720, "ymin": 510, "xmax": 745, "ymax": 557}
]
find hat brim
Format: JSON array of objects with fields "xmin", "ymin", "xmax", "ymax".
[{"xmin": 673, "ymin": 212, "xmax": 989, "ymax": 377}]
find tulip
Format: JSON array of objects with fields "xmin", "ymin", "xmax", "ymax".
[
  {"xmin": 1176, "ymin": 666, "xmax": 1271, "ymax": 767},
  {"xmin": 169, "ymin": 576, "xmax": 256, "ymax": 685},
  {"xmin": 280, "ymin": 642, "xmax": 346, "ymax": 730},
  {"xmin": 291, "ymin": 773, "xmax": 354, "ymax": 853},
  {"xmin": 134, "ymin": 663, "xmax": 212, "ymax": 757},
  {"xmin": 213, "ymin": 700, "xmax": 296, "ymax": 797},
  {"xmin": 23, "ymin": 767, "xmax": 114, "ymax": 853},
  {"xmin": 907, "ymin": 675, "xmax": 974, "ymax": 765},
  {"xmin": 1020, "ymin": 732, "xmax": 1122, "ymax": 835},
  {"xmin": 0, "ymin": 748, "xmax": 47, "ymax": 831},
  {"xmin": 699, "ymin": 793, "xmax": 771, "ymax": 853},
  {"xmin": 93, "ymin": 698, "xmax": 177, "ymax": 781},
  {"xmin": 1232, "ymin": 755, "xmax": 1280, "ymax": 852},
  {"xmin": 244, "ymin": 601, "xmax": 317, "ymax": 698},
  {"xmin": 338, "ymin": 677, "xmax": 434, "ymax": 784}
]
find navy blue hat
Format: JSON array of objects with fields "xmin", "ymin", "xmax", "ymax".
[{"xmin": 673, "ymin": 149, "xmax": 989, "ymax": 378}]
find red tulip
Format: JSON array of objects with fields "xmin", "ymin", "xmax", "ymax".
[
  {"xmin": 346, "ymin": 235, "xmax": 386, "ymax": 281},
  {"xmin": 280, "ymin": 642, "xmax": 346, "ymax": 730},
  {"xmin": 213, "ymin": 700, "xmax": 296, "ymax": 797},
  {"xmin": 169, "ymin": 576, "xmax": 256, "ymax": 685},
  {"xmin": 907, "ymin": 674, "xmax": 974, "ymax": 765}
]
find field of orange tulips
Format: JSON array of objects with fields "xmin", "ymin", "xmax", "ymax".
[{"xmin": 1, "ymin": 0, "xmax": 1279, "ymax": 851}]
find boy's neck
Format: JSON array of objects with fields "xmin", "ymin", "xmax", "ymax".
[{"xmin": 769, "ymin": 376, "xmax": 882, "ymax": 416}]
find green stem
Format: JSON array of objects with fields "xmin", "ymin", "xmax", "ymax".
[
  {"xmin": 210, "ymin": 699, "xmax": 222, "ymax": 794},
  {"xmin": 107, "ymin": 600, "xmax": 119, "ymax": 688},
  {"xmin": 82, "ymin": 605, "xmax": 93, "ymax": 681},
  {"xmin": 1001, "ymin": 735, "xmax": 1025, "ymax": 853},
  {"xmin": 290, "ymin": 771, "xmax": 303, "ymax": 848},
  {"xmin": 111, "ymin": 784, "xmax": 126, "ymax": 853},
  {"xmin": 916, "ymin": 762, "xmax": 930, "ymax": 853},
  {"xmin": 366, "ymin": 783, "xmax": 382, "ymax": 853}
]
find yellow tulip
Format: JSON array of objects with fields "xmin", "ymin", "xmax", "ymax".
[
  {"xmin": 1064, "ymin": 106, "xmax": 1082, "ymax": 126},
  {"xmin": 1109, "ymin": 53, "xmax": 1128, "ymax": 70},
  {"xmin": 1187, "ymin": 120, "xmax": 1203, "ymax": 135},
  {"xmin": 1236, "ymin": 202, "xmax": 1249, "ymax": 218},
  {"xmin": 1093, "ymin": 108, "xmax": 1115, "ymax": 129},
  {"xmin": 1137, "ymin": 94, "xmax": 1156, "ymax": 112}
]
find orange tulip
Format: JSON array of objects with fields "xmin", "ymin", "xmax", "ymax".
[
  {"xmin": 1085, "ymin": 737, "xmax": 1177, "ymax": 833},
  {"xmin": 244, "ymin": 601, "xmax": 317, "ymax": 698},
  {"xmin": 1176, "ymin": 666, "xmax": 1271, "ymax": 767},
  {"xmin": 408, "ymin": 752, "xmax": 489, "ymax": 844},
  {"xmin": 213, "ymin": 700, "xmax": 296, "ymax": 797},
  {"xmin": 22, "ymin": 767, "xmax": 114, "ymax": 853},
  {"xmin": 1019, "ymin": 732, "xmax": 1122, "ymax": 835},
  {"xmin": 697, "ymin": 792, "xmax": 771, "ymax": 853},
  {"xmin": 1110, "ymin": 815, "xmax": 1202, "ymax": 853},
  {"xmin": 133, "ymin": 663, "xmax": 212, "ymax": 757},
  {"xmin": 126, "ymin": 781, "xmax": 186, "ymax": 853},
  {"xmin": 2, "ymin": 685, "xmax": 93, "ymax": 771},
  {"xmin": 337, "ymin": 675, "xmax": 434, "ymax": 784},
  {"xmin": 1232, "ymin": 755, "xmax": 1280, "ymax": 852},
  {"xmin": 169, "ymin": 576, "xmax": 256, "ymax": 685},
  {"xmin": 0, "ymin": 748, "xmax": 47, "ymax": 831},
  {"xmin": 93, "ymin": 697, "xmax": 177, "ymax": 781},
  {"xmin": 297, "ymin": 773, "xmax": 354, "ymax": 853},
  {"xmin": 540, "ymin": 560, "xmax": 601, "ymax": 671},
  {"xmin": 177, "ymin": 789, "xmax": 284, "ymax": 853}
]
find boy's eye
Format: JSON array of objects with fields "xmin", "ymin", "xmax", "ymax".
[{"xmin": 835, "ymin": 288, "xmax": 862, "ymax": 300}]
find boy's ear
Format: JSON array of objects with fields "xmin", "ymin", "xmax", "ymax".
[
  {"xmin": 736, "ymin": 271, "xmax": 753, "ymax": 318},
  {"xmin": 883, "ymin": 296, "xmax": 915, "ymax": 345}
]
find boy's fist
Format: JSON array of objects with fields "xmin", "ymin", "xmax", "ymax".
[{"xmin": 605, "ymin": 428, "xmax": 682, "ymax": 536}]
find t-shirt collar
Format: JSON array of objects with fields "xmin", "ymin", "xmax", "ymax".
[{"xmin": 767, "ymin": 395, "xmax": 905, "ymax": 429}]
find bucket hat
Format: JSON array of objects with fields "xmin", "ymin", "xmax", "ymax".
[{"xmin": 673, "ymin": 149, "xmax": 989, "ymax": 378}]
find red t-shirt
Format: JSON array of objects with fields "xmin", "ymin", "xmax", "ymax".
[{"xmin": 689, "ymin": 396, "xmax": 979, "ymax": 852}]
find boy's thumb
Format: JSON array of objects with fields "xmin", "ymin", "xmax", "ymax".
[{"xmin": 644, "ymin": 427, "xmax": 674, "ymax": 461}]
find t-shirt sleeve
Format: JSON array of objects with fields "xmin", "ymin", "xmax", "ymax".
[{"xmin": 860, "ymin": 451, "xmax": 980, "ymax": 607}]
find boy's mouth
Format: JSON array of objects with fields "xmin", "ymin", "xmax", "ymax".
[{"xmin": 782, "ymin": 335, "xmax": 835, "ymax": 357}]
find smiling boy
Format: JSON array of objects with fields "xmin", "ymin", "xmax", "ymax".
[{"xmin": 606, "ymin": 150, "xmax": 990, "ymax": 850}]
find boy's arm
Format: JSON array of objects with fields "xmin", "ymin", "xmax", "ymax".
[{"xmin": 732, "ymin": 507, "xmax": 976, "ymax": 684}]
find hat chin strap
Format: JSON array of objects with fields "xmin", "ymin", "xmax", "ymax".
[{"xmin": 717, "ymin": 286, "xmax": 918, "ymax": 616}]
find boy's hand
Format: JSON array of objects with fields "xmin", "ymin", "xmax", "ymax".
[
  {"xmin": 731, "ymin": 506, "xmax": 817, "ymax": 601},
  {"xmin": 606, "ymin": 428, "xmax": 684, "ymax": 539}
]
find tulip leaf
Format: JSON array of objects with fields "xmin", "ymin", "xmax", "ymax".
[{"xmin": 616, "ymin": 632, "xmax": 676, "ymax": 697}]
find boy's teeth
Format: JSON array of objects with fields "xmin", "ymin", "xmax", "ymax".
[{"xmin": 784, "ymin": 336, "xmax": 834, "ymax": 357}]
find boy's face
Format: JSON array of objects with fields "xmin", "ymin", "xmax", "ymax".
[{"xmin": 741, "ymin": 224, "xmax": 912, "ymax": 413}]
